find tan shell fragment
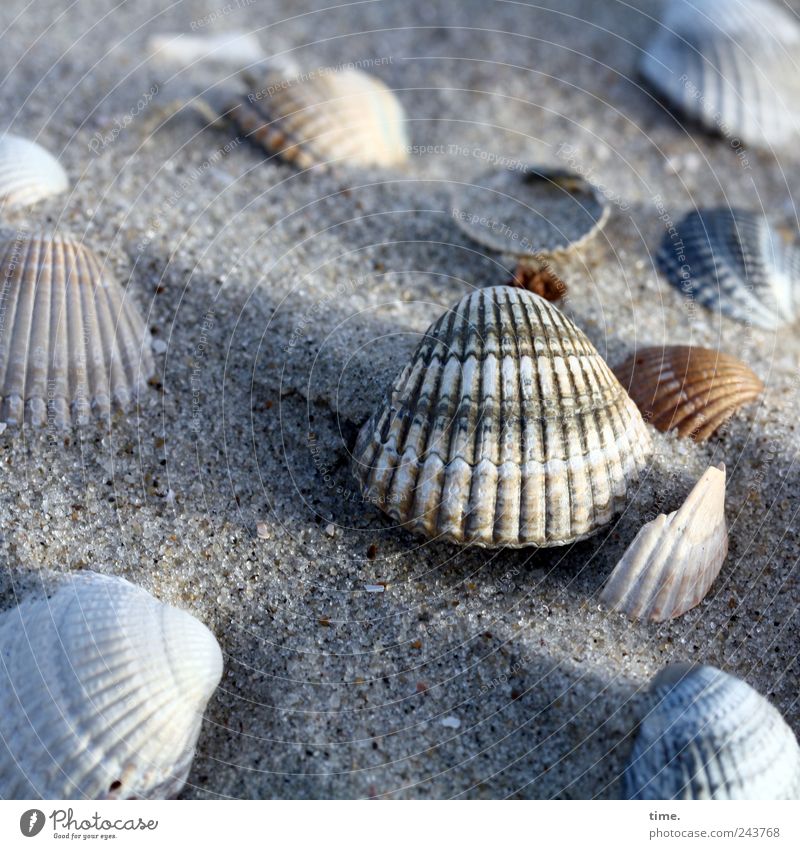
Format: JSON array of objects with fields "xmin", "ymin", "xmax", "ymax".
[
  {"xmin": 228, "ymin": 66, "xmax": 409, "ymax": 169},
  {"xmin": 0, "ymin": 233, "xmax": 155, "ymax": 427},
  {"xmin": 352, "ymin": 286, "xmax": 652, "ymax": 548},
  {"xmin": 614, "ymin": 346, "xmax": 763, "ymax": 442},
  {"xmin": 601, "ymin": 464, "xmax": 727, "ymax": 621}
]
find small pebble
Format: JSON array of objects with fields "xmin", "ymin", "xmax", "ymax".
[
  {"xmin": 256, "ymin": 522, "xmax": 270, "ymax": 539},
  {"xmin": 441, "ymin": 716, "xmax": 461, "ymax": 729},
  {"xmin": 152, "ymin": 339, "xmax": 168, "ymax": 354}
]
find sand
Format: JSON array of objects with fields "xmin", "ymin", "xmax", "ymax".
[{"xmin": 0, "ymin": 0, "xmax": 798, "ymax": 799}]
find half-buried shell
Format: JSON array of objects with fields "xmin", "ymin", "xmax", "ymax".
[
  {"xmin": 451, "ymin": 166, "xmax": 610, "ymax": 265},
  {"xmin": 614, "ymin": 345, "xmax": 763, "ymax": 441},
  {"xmin": 640, "ymin": 0, "xmax": 800, "ymax": 149},
  {"xmin": 228, "ymin": 65, "xmax": 409, "ymax": 169},
  {"xmin": 626, "ymin": 663, "xmax": 800, "ymax": 799},
  {"xmin": 601, "ymin": 464, "xmax": 727, "ymax": 622},
  {"xmin": 0, "ymin": 571, "xmax": 223, "ymax": 799},
  {"xmin": 0, "ymin": 232, "xmax": 155, "ymax": 427},
  {"xmin": 657, "ymin": 208, "xmax": 800, "ymax": 330},
  {"xmin": 352, "ymin": 286, "xmax": 652, "ymax": 547},
  {"xmin": 0, "ymin": 134, "xmax": 68, "ymax": 209}
]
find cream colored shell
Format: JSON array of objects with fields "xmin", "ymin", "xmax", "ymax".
[
  {"xmin": 353, "ymin": 286, "xmax": 652, "ymax": 547},
  {"xmin": 228, "ymin": 66, "xmax": 409, "ymax": 169},
  {"xmin": 0, "ymin": 233, "xmax": 155, "ymax": 426},
  {"xmin": 601, "ymin": 464, "xmax": 727, "ymax": 621},
  {"xmin": 0, "ymin": 571, "xmax": 223, "ymax": 800},
  {"xmin": 0, "ymin": 134, "xmax": 68, "ymax": 208}
]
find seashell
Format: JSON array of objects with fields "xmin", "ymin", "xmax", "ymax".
[
  {"xmin": 509, "ymin": 263, "xmax": 567, "ymax": 302},
  {"xmin": 227, "ymin": 65, "xmax": 409, "ymax": 169},
  {"xmin": 658, "ymin": 208, "xmax": 800, "ymax": 330},
  {"xmin": 614, "ymin": 346, "xmax": 763, "ymax": 442},
  {"xmin": 626, "ymin": 663, "xmax": 800, "ymax": 799},
  {"xmin": 147, "ymin": 30, "xmax": 265, "ymax": 69},
  {"xmin": 0, "ymin": 232, "xmax": 155, "ymax": 427},
  {"xmin": 600, "ymin": 464, "xmax": 727, "ymax": 622},
  {"xmin": 640, "ymin": 0, "xmax": 800, "ymax": 149},
  {"xmin": 451, "ymin": 166, "xmax": 610, "ymax": 263},
  {"xmin": 0, "ymin": 134, "xmax": 68, "ymax": 209},
  {"xmin": 352, "ymin": 286, "xmax": 652, "ymax": 547},
  {"xmin": 0, "ymin": 571, "xmax": 223, "ymax": 799}
]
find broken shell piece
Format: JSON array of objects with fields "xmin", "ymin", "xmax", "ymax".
[
  {"xmin": 352, "ymin": 286, "xmax": 652, "ymax": 548},
  {"xmin": 640, "ymin": 0, "xmax": 800, "ymax": 149},
  {"xmin": 0, "ymin": 134, "xmax": 68, "ymax": 208},
  {"xmin": 451, "ymin": 166, "xmax": 610, "ymax": 265},
  {"xmin": 657, "ymin": 208, "xmax": 800, "ymax": 330},
  {"xmin": 147, "ymin": 30, "xmax": 265, "ymax": 69},
  {"xmin": 0, "ymin": 571, "xmax": 223, "ymax": 799},
  {"xmin": 614, "ymin": 345, "xmax": 763, "ymax": 442},
  {"xmin": 0, "ymin": 232, "xmax": 155, "ymax": 427},
  {"xmin": 626, "ymin": 663, "xmax": 800, "ymax": 799},
  {"xmin": 228, "ymin": 65, "xmax": 409, "ymax": 169},
  {"xmin": 601, "ymin": 464, "xmax": 727, "ymax": 622},
  {"xmin": 508, "ymin": 262, "xmax": 567, "ymax": 301}
]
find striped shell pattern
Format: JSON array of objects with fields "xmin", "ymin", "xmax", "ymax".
[
  {"xmin": 626, "ymin": 664, "xmax": 800, "ymax": 799},
  {"xmin": 0, "ymin": 233, "xmax": 154, "ymax": 427},
  {"xmin": 352, "ymin": 286, "xmax": 652, "ymax": 547}
]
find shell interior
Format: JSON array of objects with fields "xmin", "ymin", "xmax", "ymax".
[
  {"xmin": 353, "ymin": 285, "xmax": 652, "ymax": 548},
  {"xmin": 228, "ymin": 66, "xmax": 409, "ymax": 169},
  {"xmin": 0, "ymin": 233, "xmax": 155, "ymax": 427},
  {"xmin": 626, "ymin": 664, "xmax": 800, "ymax": 799},
  {"xmin": 658, "ymin": 208, "xmax": 800, "ymax": 330},
  {"xmin": 614, "ymin": 345, "xmax": 764, "ymax": 441},
  {"xmin": 0, "ymin": 571, "xmax": 223, "ymax": 800},
  {"xmin": 451, "ymin": 166, "xmax": 610, "ymax": 258},
  {"xmin": 0, "ymin": 134, "xmax": 68, "ymax": 209},
  {"xmin": 600, "ymin": 464, "xmax": 727, "ymax": 622},
  {"xmin": 640, "ymin": 0, "xmax": 800, "ymax": 149}
]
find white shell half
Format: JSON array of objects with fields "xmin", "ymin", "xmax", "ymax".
[
  {"xmin": 0, "ymin": 233, "xmax": 155, "ymax": 427},
  {"xmin": 640, "ymin": 0, "xmax": 800, "ymax": 149},
  {"xmin": 626, "ymin": 664, "xmax": 800, "ymax": 799},
  {"xmin": 601, "ymin": 464, "xmax": 727, "ymax": 621},
  {"xmin": 0, "ymin": 572, "xmax": 223, "ymax": 800},
  {"xmin": 658, "ymin": 208, "xmax": 800, "ymax": 330},
  {"xmin": 0, "ymin": 134, "xmax": 68, "ymax": 209},
  {"xmin": 229, "ymin": 66, "xmax": 409, "ymax": 169},
  {"xmin": 147, "ymin": 30, "xmax": 265, "ymax": 68},
  {"xmin": 353, "ymin": 286, "xmax": 652, "ymax": 548}
]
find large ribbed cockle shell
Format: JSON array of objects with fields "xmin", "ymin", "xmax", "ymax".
[
  {"xmin": 614, "ymin": 346, "xmax": 764, "ymax": 442},
  {"xmin": 0, "ymin": 134, "xmax": 68, "ymax": 208},
  {"xmin": 626, "ymin": 664, "xmax": 800, "ymax": 799},
  {"xmin": 228, "ymin": 66, "xmax": 409, "ymax": 169},
  {"xmin": 601, "ymin": 464, "xmax": 727, "ymax": 621},
  {"xmin": 640, "ymin": 0, "xmax": 800, "ymax": 149},
  {"xmin": 352, "ymin": 286, "xmax": 653, "ymax": 547},
  {"xmin": 658, "ymin": 208, "xmax": 800, "ymax": 330},
  {"xmin": 0, "ymin": 572, "xmax": 223, "ymax": 800},
  {"xmin": 0, "ymin": 232, "xmax": 155, "ymax": 427}
]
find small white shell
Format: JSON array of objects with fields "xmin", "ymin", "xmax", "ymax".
[
  {"xmin": 0, "ymin": 134, "xmax": 68, "ymax": 208},
  {"xmin": 228, "ymin": 66, "xmax": 409, "ymax": 169},
  {"xmin": 626, "ymin": 664, "xmax": 800, "ymax": 799},
  {"xmin": 0, "ymin": 572, "xmax": 223, "ymax": 800},
  {"xmin": 147, "ymin": 30, "xmax": 265, "ymax": 68},
  {"xmin": 640, "ymin": 0, "xmax": 800, "ymax": 149},
  {"xmin": 601, "ymin": 464, "xmax": 727, "ymax": 621},
  {"xmin": 0, "ymin": 232, "xmax": 155, "ymax": 427},
  {"xmin": 353, "ymin": 286, "xmax": 652, "ymax": 547}
]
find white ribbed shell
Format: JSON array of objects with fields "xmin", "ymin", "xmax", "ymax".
[
  {"xmin": 640, "ymin": 0, "xmax": 800, "ymax": 149},
  {"xmin": 658, "ymin": 208, "xmax": 800, "ymax": 329},
  {"xmin": 0, "ymin": 572, "xmax": 223, "ymax": 800},
  {"xmin": 0, "ymin": 134, "xmax": 68, "ymax": 208},
  {"xmin": 626, "ymin": 664, "xmax": 800, "ymax": 799},
  {"xmin": 353, "ymin": 286, "xmax": 652, "ymax": 547},
  {"xmin": 601, "ymin": 464, "xmax": 727, "ymax": 621},
  {"xmin": 0, "ymin": 233, "xmax": 155, "ymax": 427},
  {"xmin": 228, "ymin": 66, "xmax": 409, "ymax": 169}
]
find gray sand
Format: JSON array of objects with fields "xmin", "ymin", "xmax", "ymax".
[{"xmin": 0, "ymin": 0, "xmax": 798, "ymax": 799}]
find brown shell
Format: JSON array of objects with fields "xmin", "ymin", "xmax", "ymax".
[{"xmin": 614, "ymin": 346, "xmax": 763, "ymax": 442}]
